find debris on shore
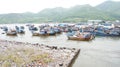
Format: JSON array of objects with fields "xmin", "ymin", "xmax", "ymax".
[{"xmin": 0, "ymin": 39, "xmax": 80, "ymax": 67}]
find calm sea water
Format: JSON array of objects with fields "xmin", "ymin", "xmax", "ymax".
[{"xmin": 0, "ymin": 24, "xmax": 120, "ymax": 67}]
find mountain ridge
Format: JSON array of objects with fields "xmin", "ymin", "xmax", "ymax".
[{"xmin": 0, "ymin": 1, "xmax": 120, "ymax": 23}]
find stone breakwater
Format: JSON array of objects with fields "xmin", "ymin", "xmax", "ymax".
[{"xmin": 0, "ymin": 39, "xmax": 80, "ymax": 67}]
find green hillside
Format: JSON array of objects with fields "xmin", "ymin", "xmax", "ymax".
[{"xmin": 0, "ymin": 1, "xmax": 120, "ymax": 24}]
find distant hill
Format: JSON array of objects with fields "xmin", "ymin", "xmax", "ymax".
[
  {"xmin": 0, "ymin": 1, "xmax": 120, "ymax": 23},
  {"xmin": 96, "ymin": 1, "xmax": 120, "ymax": 13},
  {"xmin": 96, "ymin": 1, "xmax": 120, "ymax": 20},
  {"xmin": 0, "ymin": 12, "xmax": 46, "ymax": 23}
]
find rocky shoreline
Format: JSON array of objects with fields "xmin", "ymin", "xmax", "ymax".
[{"xmin": 0, "ymin": 39, "xmax": 80, "ymax": 67}]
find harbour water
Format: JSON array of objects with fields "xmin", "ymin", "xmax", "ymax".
[{"xmin": 0, "ymin": 24, "xmax": 120, "ymax": 67}]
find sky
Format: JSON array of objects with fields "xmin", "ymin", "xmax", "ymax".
[{"xmin": 0, "ymin": 0, "xmax": 119, "ymax": 14}]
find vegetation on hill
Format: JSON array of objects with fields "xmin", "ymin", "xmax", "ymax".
[{"xmin": 0, "ymin": 1, "xmax": 120, "ymax": 23}]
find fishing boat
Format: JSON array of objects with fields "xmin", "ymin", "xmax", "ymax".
[
  {"xmin": 6, "ymin": 30, "xmax": 17, "ymax": 36},
  {"xmin": 47, "ymin": 30, "xmax": 56, "ymax": 35},
  {"xmin": 39, "ymin": 30, "xmax": 49, "ymax": 36},
  {"xmin": 54, "ymin": 28, "xmax": 61, "ymax": 34},
  {"xmin": 32, "ymin": 32, "xmax": 39, "ymax": 36},
  {"xmin": 1, "ymin": 26, "xmax": 8, "ymax": 32},
  {"xmin": 95, "ymin": 30, "xmax": 120, "ymax": 36},
  {"xmin": 94, "ymin": 27, "xmax": 120, "ymax": 36},
  {"xmin": 15, "ymin": 26, "xmax": 25, "ymax": 34},
  {"xmin": 67, "ymin": 33, "xmax": 95, "ymax": 41}
]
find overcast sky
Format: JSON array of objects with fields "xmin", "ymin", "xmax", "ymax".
[{"xmin": 0, "ymin": 0, "xmax": 119, "ymax": 14}]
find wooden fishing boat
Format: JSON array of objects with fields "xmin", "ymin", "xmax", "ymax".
[
  {"xmin": 67, "ymin": 33, "xmax": 95, "ymax": 41},
  {"xmin": 32, "ymin": 32, "xmax": 39, "ymax": 36},
  {"xmin": 68, "ymin": 36, "xmax": 93, "ymax": 41},
  {"xmin": 32, "ymin": 31, "xmax": 39, "ymax": 36},
  {"xmin": 6, "ymin": 31, "xmax": 17, "ymax": 36}
]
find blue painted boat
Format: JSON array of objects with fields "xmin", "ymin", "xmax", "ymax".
[
  {"xmin": 94, "ymin": 27, "xmax": 120, "ymax": 36},
  {"xmin": 15, "ymin": 26, "xmax": 25, "ymax": 34},
  {"xmin": 39, "ymin": 30, "xmax": 48, "ymax": 36},
  {"xmin": 94, "ymin": 31, "xmax": 120, "ymax": 36},
  {"xmin": 67, "ymin": 31, "xmax": 75, "ymax": 36},
  {"xmin": 54, "ymin": 28, "xmax": 61, "ymax": 33},
  {"xmin": 47, "ymin": 30, "xmax": 56, "ymax": 35},
  {"xmin": 2, "ymin": 26, "xmax": 8, "ymax": 32}
]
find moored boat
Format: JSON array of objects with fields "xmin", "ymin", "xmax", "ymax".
[
  {"xmin": 32, "ymin": 32, "xmax": 39, "ymax": 36},
  {"xmin": 47, "ymin": 30, "xmax": 56, "ymax": 35},
  {"xmin": 15, "ymin": 26, "xmax": 25, "ymax": 34},
  {"xmin": 6, "ymin": 30, "xmax": 17, "ymax": 36},
  {"xmin": 67, "ymin": 32, "xmax": 95, "ymax": 41},
  {"xmin": 94, "ymin": 26, "xmax": 120, "ymax": 36}
]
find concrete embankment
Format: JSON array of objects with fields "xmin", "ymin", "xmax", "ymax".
[{"xmin": 67, "ymin": 49, "xmax": 80, "ymax": 67}]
